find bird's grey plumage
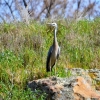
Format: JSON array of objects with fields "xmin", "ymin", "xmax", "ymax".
[
  {"xmin": 46, "ymin": 22, "xmax": 60, "ymax": 72},
  {"xmin": 46, "ymin": 46, "xmax": 54, "ymax": 71},
  {"xmin": 57, "ymin": 46, "xmax": 60, "ymax": 59}
]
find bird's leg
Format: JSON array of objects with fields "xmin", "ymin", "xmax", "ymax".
[
  {"xmin": 50, "ymin": 58, "xmax": 51, "ymax": 77},
  {"xmin": 55, "ymin": 60, "xmax": 57, "ymax": 76}
]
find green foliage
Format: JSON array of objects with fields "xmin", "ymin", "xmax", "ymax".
[
  {"xmin": 0, "ymin": 50, "xmax": 23, "ymax": 68},
  {"xmin": 0, "ymin": 19, "xmax": 100, "ymax": 99},
  {"xmin": 0, "ymin": 23, "xmax": 15, "ymax": 34}
]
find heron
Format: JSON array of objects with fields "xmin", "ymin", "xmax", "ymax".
[{"xmin": 46, "ymin": 22, "xmax": 60, "ymax": 75}]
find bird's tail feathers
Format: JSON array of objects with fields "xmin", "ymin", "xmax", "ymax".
[{"xmin": 46, "ymin": 65, "xmax": 51, "ymax": 72}]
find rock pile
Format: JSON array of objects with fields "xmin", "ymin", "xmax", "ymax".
[{"xmin": 28, "ymin": 68, "xmax": 100, "ymax": 100}]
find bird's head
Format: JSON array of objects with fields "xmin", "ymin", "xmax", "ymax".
[{"xmin": 47, "ymin": 22, "xmax": 57, "ymax": 29}]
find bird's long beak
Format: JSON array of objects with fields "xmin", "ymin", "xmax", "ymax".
[{"xmin": 47, "ymin": 23, "xmax": 52, "ymax": 25}]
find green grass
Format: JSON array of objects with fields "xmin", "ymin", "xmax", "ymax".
[{"xmin": 0, "ymin": 19, "xmax": 100, "ymax": 99}]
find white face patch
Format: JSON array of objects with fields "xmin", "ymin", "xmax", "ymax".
[{"xmin": 51, "ymin": 23, "xmax": 57, "ymax": 27}]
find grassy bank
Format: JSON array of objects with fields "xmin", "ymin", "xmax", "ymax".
[{"xmin": 0, "ymin": 18, "xmax": 100, "ymax": 99}]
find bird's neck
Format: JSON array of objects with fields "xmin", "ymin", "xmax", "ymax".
[{"xmin": 53, "ymin": 27, "xmax": 57, "ymax": 45}]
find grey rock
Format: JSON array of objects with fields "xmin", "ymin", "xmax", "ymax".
[{"xmin": 28, "ymin": 68, "xmax": 100, "ymax": 100}]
